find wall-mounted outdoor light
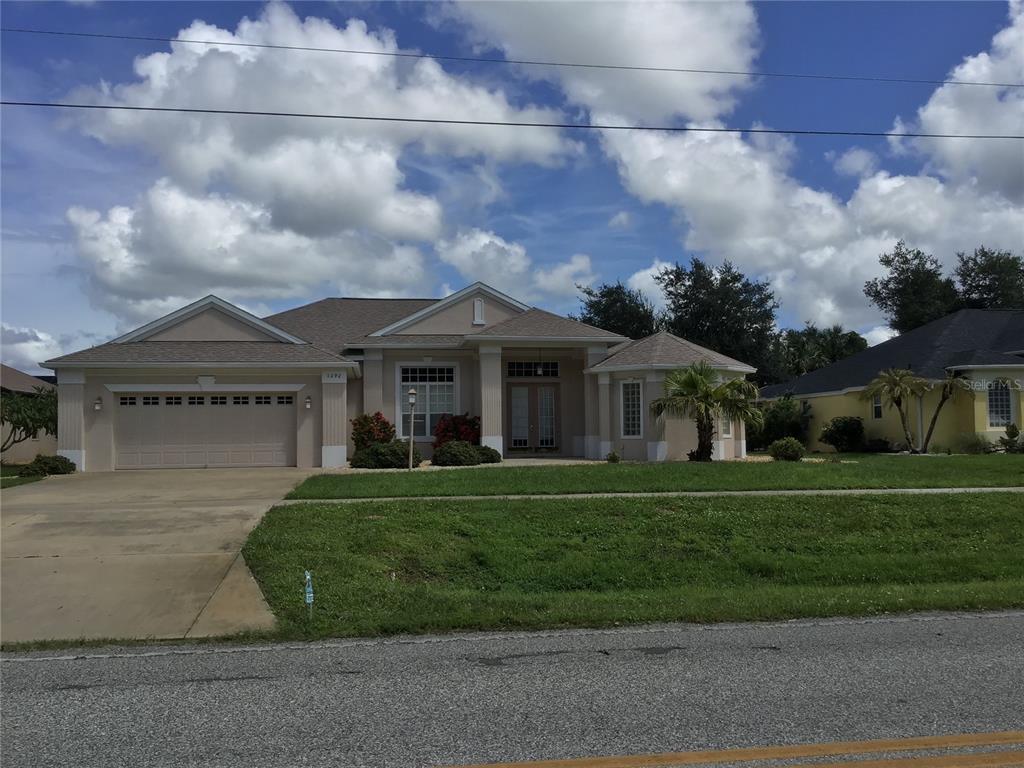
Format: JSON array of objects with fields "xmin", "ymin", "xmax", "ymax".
[
  {"xmin": 304, "ymin": 396, "xmax": 312, "ymax": 410},
  {"xmin": 93, "ymin": 397, "xmax": 103, "ymax": 412}
]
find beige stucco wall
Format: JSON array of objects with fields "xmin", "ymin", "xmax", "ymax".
[
  {"xmin": 146, "ymin": 308, "xmax": 278, "ymax": 342},
  {"xmin": 397, "ymin": 295, "xmax": 521, "ymax": 335},
  {"xmin": 1, "ymin": 425, "xmax": 57, "ymax": 463}
]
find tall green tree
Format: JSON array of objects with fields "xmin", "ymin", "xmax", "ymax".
[
  {"xmin": 1, "ymin": 387, "xmax": 57, "ymax": 454},
  {"xmin": 863, "ymin": 241, "xmax": 959, "ymax": 333},
  {"xmin": 955, "ymin": 246, "xmax": 1024, "ymax": 309},
  {"xmin": 572, "ymin": 281, "xmax": 660, "ymax": 339},
  {"xmin": 649, "ymin": 361, "xmax": 762, "ymax": 462},
  {"xmin": 656, "ymin": 258, "xmax": 779, "ymax": 382}
]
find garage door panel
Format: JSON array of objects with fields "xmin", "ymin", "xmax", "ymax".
[{"xmin": 115, "ymin": 392, "xmax": 296, "ymax": 469}]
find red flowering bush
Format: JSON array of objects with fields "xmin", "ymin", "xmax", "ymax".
[
  {"xmin": 433, "ymin": 413, "xmax": 481, "ymax": 448},
  {"xmin": 351, "ymin": 411, "xmax": 396, "ymax": 451}
]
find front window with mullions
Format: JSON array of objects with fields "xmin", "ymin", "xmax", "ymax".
[{"xmin": 399, "ymin": 366, "xmax": 455, "ymax": 437}]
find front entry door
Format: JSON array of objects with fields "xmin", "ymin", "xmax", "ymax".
[{"xmin": 507, "ymin": 384, "xmax": 560, "ymax": 453}]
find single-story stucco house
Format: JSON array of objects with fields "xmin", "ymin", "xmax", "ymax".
[
  {"xmin": 43, "ymin": 282, "xmax": 755, "ymax": 472},
  {"xmin": 760, "ymin": 309, "xmax": 1024, "ymax": 452},
  {"xmin": 1, "ymin": 363, "xmax": 58, "ymax": 463}
]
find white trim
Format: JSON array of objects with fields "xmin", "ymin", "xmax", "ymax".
[
  {"xmin": 712, "ymin": 439, "xmax": 726, "ymax": 461},
  {"xmin": 322, "ymin": 445, "xmax": 347, "ymax": 468},
  {"xmin": 104, "ymin": 383, "xmax": 306, "ymax": 393},
  {"xmin": 619, "ymin": 379, "xmax": 643, "ymax": 439},
  {"xmin": 646, "ymin": 440, "xmax": 668, "ymax": 462},
  {"xmin": 585, "ymin": 435, "xmax": 600, "ymax": 459},
  {"xmin": 359, "ymin": 342, "xmax": 464, "ymax": 349},
  {"xmin": 43, "ymin": 361, "xmax": 357, "ymax": 370},
  {"xmin": 58, "ymin": 449, "xmax": 84, "ymax": 470},
  {"xmin": 590, "ymin": 362, "xmax": 756, "ymax": 374},
  {"xmin": 760, "ymin": 384, "xmax": 867, "ymax": 400},
  {"xmin": 481, "ymin": 435, "xmax": 503, "ymax": 453},
  {"xmin": 738, "ymin": 439, "xmax": 747, "ymax": 459},
  {"xmin": 986, "ymin": 381, "xmax": 1014, "ymax": 429},
  {"xmin": 370, "ymin": 283, "xmax": 529, "ymax": 336},
  {"xmin": 394, "ymin": 360, "xmax": 461, "ymax": 439},
  {"xmin": 111, "ymin": 295, "xmax": 307, "ymax": 344},
  {"xmin": 474, "ymin": 335, "xmax": 623, "ymax": 344},
  {"xmin": 599, "ymin": 440, "xmax": 613, "ymax": 458}
]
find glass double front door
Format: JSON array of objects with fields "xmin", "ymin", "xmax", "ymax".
[{"xmin": 507, "ymin": 384, "xmax": 559, "ymax": 453}]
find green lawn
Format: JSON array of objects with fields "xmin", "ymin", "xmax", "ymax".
[
  {"xmin": 288, "ymin": 453, "xmax": 1024, "ymax": 499},
  {"xmin": 0, "ymin": 464, "xmax": 40, "ymax": 489},
  {"xmin": 244, "ymin": 492, "xmax": 1024, "ymax": 639}
]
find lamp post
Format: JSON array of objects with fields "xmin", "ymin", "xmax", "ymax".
[{"xmin": 407, "ymin": 387, "xmax": 417, "ymax": 470}]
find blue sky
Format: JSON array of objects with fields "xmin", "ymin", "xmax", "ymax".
[{"xmin": 2, "ymin": 1, "xmax": 1022, "ymax": 372}]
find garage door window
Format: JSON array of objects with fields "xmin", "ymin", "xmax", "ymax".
[
  {"xmin": 211, "ymin": 395, "xmax": 228, "ymax": 406},
  {"xmin": 277, "ymin": 395, "xmax": 294, "ymax": 405},
  {"xmin": 233, "ymin": 395, "xmax": 250, "ymax": 405},
  {"xmin": 142, "ymin": 396, "xmax": 159, "ymax": 406},
  {"xmin": 188, "ymin": 396, "xmax": 205, "ymax": 406},
  {"xmin": 165, "ymin": 396, "xmax": 182, "ymax": 406},
  {"xmin": 255, "ymin": 395, "xmax": 272, "ymax": 405},
  {"xmin": 119, "ymin": 396, "xmax": 137, "ymax": 406}
]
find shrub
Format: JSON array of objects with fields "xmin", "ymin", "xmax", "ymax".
[
  {"xmin": 768, "ymin": 437, "xmax": 804, "ymax": 462},
  {"xmin": 748, "ymin": 394, "xmax": 812, "ymax": 451},
  {"xmin": 350, "ymin": 440, "xmax": 420, "ymax": 469},
  {"xmin": 475, "ymin": 445, "xmax": 502, "ymax": 464},
  {"xmin": 819, "ymin": 416, "xmax": 865, "ymax": 453},
  {"xmin": 950, "ymin": 432, "xmax": 992, "ymax": 455},
  {"xmin": 431, "ymin": 440, "xmax": 481, "ymax": 466},
  {"xmin": 863, "ymin": 438, "xmax": 891, "ymax": 453},
  {"xmin": 432, "ymin": 413, "xmax": 481, "ymax": 448},
  {"xmin": 606, "ymin": 450, "xmax": 621, "ymax": 463},
  {"xmin": 350, "ymin": 412, "xmax": 396, "ymax": 452},
  {"xmin": 18, "ymin": 454, "xmax": 75, "ymax": 477},
  {"xmin": 998, "ymin": 423, "xmax": 1022, "ymax": 454}
]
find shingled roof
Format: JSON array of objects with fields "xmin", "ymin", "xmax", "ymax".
[
  {"xmin": 761, "ymin": 309, "xmax": 1024, "ymax": 398},
  {"xmin": 590, "ymin": 330, "xmax": 755, "ymax": 372},
  {"xmin": 470, "ymin": 308, "xmax": 625, "ymax": 341},
  {"xmin": 1, "ymin": 364, "xmax": 55, "ymax": 393},
  {"xmin": 45, "ymin": 341, "xmax": 352, "ymax": 366}
]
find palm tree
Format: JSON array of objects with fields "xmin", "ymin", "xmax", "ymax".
[
  {"xmin": 862, "ymin": 368, "xmax": 929, "ymax": 452},
  {"xmin": 650, "ymin": 361, "xmax": 763, "ymax": 461},
  {"xmin": 920, "ymin": 372, "xmax": 969, "ymax": 454}
]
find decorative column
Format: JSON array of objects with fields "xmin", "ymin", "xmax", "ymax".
[
  {"xmin": 583, "ymin": 346, "xmax": 606, "ymax": 459},
  {"xmin": 737, "ymin": 419, "xmax": 747, "ymax": 459},
  {"xmin": 56, "ymin": 369, "xmax": 86, "ymax": 470},
  {"xmin": 597, "ymin": 372, "xmax": 612, "ymax": 459},
  {"xmin": 645, "ymin": 372, "xmax": 667, "ymax": 462},
  {"xmin": 479, "ymin": 345, "xmax": 503, "ymax": 454},
  {"xmin": 362, "ymin": 350, "xmax": 383, "ymax": 415},
  {"xmin": 321, "ymin": 371, "xmax": 348, "ymax": 467}
]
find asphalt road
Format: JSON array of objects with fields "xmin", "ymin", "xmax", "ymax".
[{"xmin": 2, "ymin": 612, "xmax": 1023, "ymax": 767}]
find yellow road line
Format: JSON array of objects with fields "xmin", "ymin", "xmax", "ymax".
[{"xmin": 445, "ymin": 731, "xmax": 1024, "ymax": 768}]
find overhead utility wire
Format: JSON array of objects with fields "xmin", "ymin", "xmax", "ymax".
[
  {"xmin": 2, "ymin": 101, "xmax": 1020, "ymax": 140},
  {"xmin": 2, "ymin": 27, "xmax": 1021, "ymax": 89}
]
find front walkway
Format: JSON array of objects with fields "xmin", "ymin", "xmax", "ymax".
[
  {"xmin": 1, "ymin": 468, "xmax": 311, "ymax": 643},
  {"xmin": 278, "ymin": 485, "xmax": 1024, "ymax": 504}
]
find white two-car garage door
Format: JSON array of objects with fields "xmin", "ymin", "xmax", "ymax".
[{"xmin": 115, "ymin": 393, "xmax": 297, "ymax": 469}]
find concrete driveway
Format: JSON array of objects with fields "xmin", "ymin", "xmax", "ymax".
[{"xmin": 1, "ymin": 468, "xmax": 311, "ymax": 644}]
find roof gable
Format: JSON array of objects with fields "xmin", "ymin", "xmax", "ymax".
[
  {"xmin": 115, "ymin": 296, "xmax": 305, "ymax": 344},
  {"xmin": 591, "ymin": 330, "xmax": 755, "ymax": 372},
  {"xmin": 470, "ymin": 308, "xmax": 626, "ymax": 341},
  {"xmin": 369, "ymin": 283, "xmax": 529, "ymax": 337}
]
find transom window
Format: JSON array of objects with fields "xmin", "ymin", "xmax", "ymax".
[
  {"xmin": 188, "ymin": 396, "xmax": 205, "ymax": 406},
  {"xmin": 119, "ymin": 396, "xmax": 137, "ymax": 407},
  {"xmin": 507, "ymin": 361, "xmax": 559, "ymax": 378},
  {"xmin": 872, "ymin": 394, "xmax": 883, "ymax": 419},
  {"xmin": 621, "ymin": 381, "xmax": 642, "ymax": 438},
  {"xmin": 254, "ymin": 395, "xmax": 272, "ymax": 405},
  {"xmin": 277, "ymin": 395, "xmax": 294, "ymax": 406},
  {"xmin": 165, "ymin": 396, "xmax": 182, "ymax": 406},
  {"xmin": 399, "ymin": 366, "xmax": 455, "ymax": 437},
  {"xmin": 988, "ymin": 381, "xmax": 1012, "ymax": 428}
]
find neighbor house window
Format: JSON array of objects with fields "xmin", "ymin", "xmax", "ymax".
[
  {"xmin": 507, "ymin": 361, "xmax": 559, "ymax": 378},
  {"xmin": 399, "ymin": 366, "xmax": 455, "ymax": 437},
  {"xmin": 988, "ymin": 381, "xmax": 1012, "ymax": 428},
  {"xmin": 872, "ymin": 394, "xmax": 883, "ymax": 419},
  {"xmin": 620, "ymin": 380, "xmax": 642, "ymax": 438}
]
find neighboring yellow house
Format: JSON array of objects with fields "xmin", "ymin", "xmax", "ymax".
[{"xmin": 760, "ymin": 309, "xmax": 1024, "ymax": 452}]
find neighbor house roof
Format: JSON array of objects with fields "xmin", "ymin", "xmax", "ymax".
[
  {"xmin": 469, "ymin": 308, "xmax": 626, "ymax": 341},
  {"xmin": 1, "ymin": 364, "xmax": 55, "ymax": 393},
  {"xmin": 760, "ymin": 309, "xmax": 1024, "ymax": 398},
  {"xmin": 44, "ymin": 341, "xmax": 354, "ymax": 367},
  {"xmin": 589, "ymin": 330, "xmax": 756, "ymax": 373}
]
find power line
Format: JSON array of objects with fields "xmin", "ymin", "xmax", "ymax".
[
  {"xmin": 3, "ymin": 101, "xmax": 1020, "ymax": 139},
  {"xmin": 3, "ymin": 26, "xmax": 1021, "ymax": 89}
]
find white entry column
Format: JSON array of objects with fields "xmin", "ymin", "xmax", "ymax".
[
  {"xmin": 321, "ymin": 371, "xmax": 348, "ymax": 467},
  {"xmin": 56, "ymin": 369, "xmax": 86, "ymax": 470},
  {"xmin": 479, "ymin": 345, "xmax": 503, "ymax": 454}
]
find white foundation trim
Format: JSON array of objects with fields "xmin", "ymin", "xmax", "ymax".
[
  {"xmin": 584, "ymin": 435, "xmax": 600, "ymax": 459},
  {"xmin": 572, "ymin": 436, "xmax": 584, "ymax": 457},
  {"xmin": 481, "ymin": 435, "xmax": 503, "ymax": 453},
  {"xmin": 738, "ymin": 439, "xmax": 747, "ymax": 459},
  {"xmin": 712, "ymin": 439, "xmax": 726, "ymax": 461},
  {"xmin": 599, "ymin": 440, "xmax": 613, "ymax": 458},
  {"xmin": 322, "ymin": 445, "xmax": 347, "ymax": 468},
  {"xmin": 58, "ymin": 449, "xmax": 84, "ymax": 470},
  {"xmin": 646, "ymin": 441, "xmax": 668, "ymax": 462},
  {"xmin": 105, "ymin": 383, "xmax": 306, "ymax": 393}
]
